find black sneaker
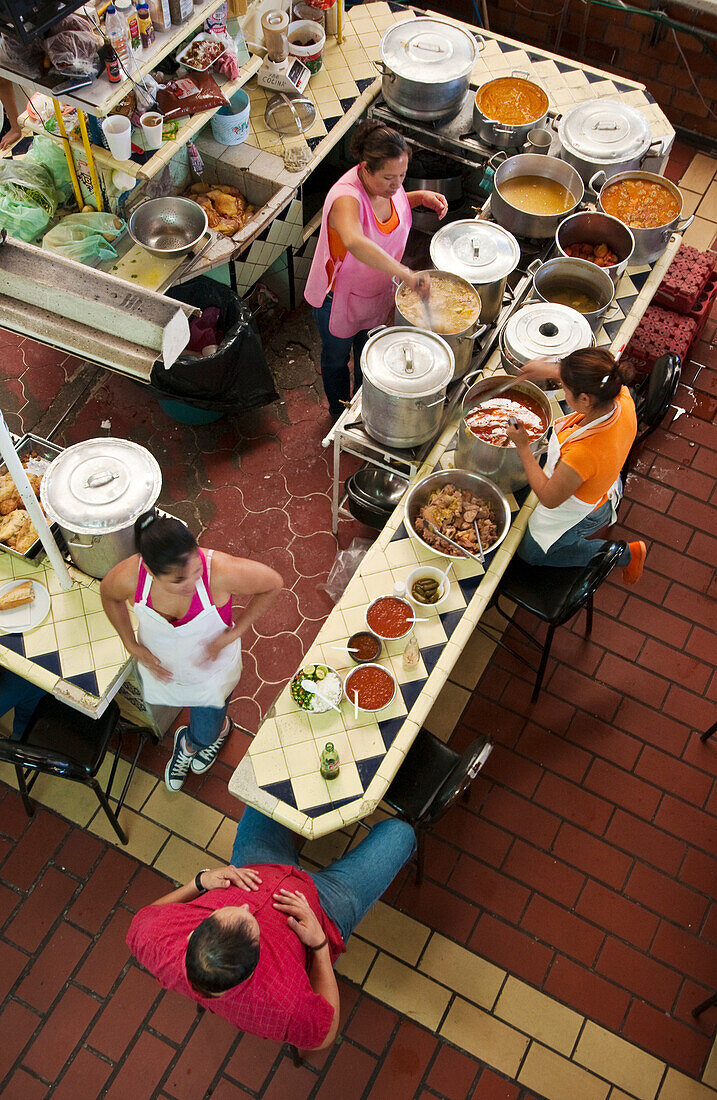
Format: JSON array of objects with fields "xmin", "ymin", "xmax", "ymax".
[
  {"xmin": 190, "ymin": 717, "xmax": 233, "ymax": 774},
  {"xmin": 165, "ymin": 727, "xmax": 194, "ymax": 792}
]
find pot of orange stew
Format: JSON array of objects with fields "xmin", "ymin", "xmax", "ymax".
[
  {"xmin": 473, "ymin": 71, "xmax": 549, "ymax": 150},
  {"xmin": 591, "ymin": 170, "xmax": 694, "ymax": 265},
  {"xmin": 455, "ymin": 377, "xmax": 553, "ymax": 494}
]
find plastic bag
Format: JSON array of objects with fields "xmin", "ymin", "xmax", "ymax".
[
  {"xmin": 44, "ymin": 13, "xmax": 101, "ymax": 76},
  {"xmin": 318, "ymin": 539, "xmax": 373, "ymax": 603},
  {"xmin": 42, "ymin": 213, "xmax": 126, "ymax": 265},
  {"xmin": 0, "ymin": 161, "xmax": 59, "ymax": 242},
  {"xmin": 156, "ymin": 72, "xmax": 229, "ymax": 120},
  {"xmin": 26, "ymin": 134, "xmax": 76, "ymax": 205}
]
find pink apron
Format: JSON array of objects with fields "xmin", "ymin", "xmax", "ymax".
[{"xmin": 304, "ymin": 165, "xmax": 411, "ymax": 339}]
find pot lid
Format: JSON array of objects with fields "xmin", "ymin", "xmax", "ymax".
[
  {"xmin": 362, "ymin": 327, "xmax": 454, "ymax": 396},
  {"xmin": 40, "ymin": 438, "xmax": 162, "ymax": 535},
  {"xmin": 380, "ymin": 18, "xmax": 477, "ymax": 83},
  {"xmin": 430, "ymin": 220, "xmax": 520, "ymax": 285},
  {"xmin": 558, "ymin": 99, "xmax": 652, "ymax": 163},
  {"xmin": 503, "ymin": 303, "xmax": 593, "ymax": 364}
]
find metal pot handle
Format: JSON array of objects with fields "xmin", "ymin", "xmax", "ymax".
[
  {"xmin": 642, "ymin": 139, "xmax": 663, "ymax": 162},
  {"xmin": 417, "ymin": 396, "xmax": 446, "ymax": 409},
  {"xmin": 526, "ymin": 258, "xmax": 543, "ymax": 277},
  {"xmin": 604, "ymin": 302, "xmax": 622, "ymax": 322},
  {"xmin": 473, "ymin": 34, "xmax": 486, "ymax": 52},
  {"xmin": 493, "ymin": 125, "xmax": 518, "ymax": 136},
  {"xmin": 367, "ymin": 325, "xmax": 387, "ymax": 337},
  {"xmin": 373, "ymin": 60, "xmax": 394, "ymax": 81},
  {"xmin": 511, "ymin": 69, "xmax": 530, "ymax": 79},
  {"xmin": 86, "ymin": 469, "xmax": 119, "ymax": 488},
  {"xmin": 459, "ymin": 322, "xmax": 489, "ymax": 343},
  {"xmin": 674, "ymin": 214, "xmax": 695, "ymax": 235},
  {"xmin": 587, "ymin": 170, "xmax": 607, "ymax": 197},
  {"xmin": 488, "ymin": 150, "xmax": 508, "ymax": 169},
  {"xmin": 67, "ymin": 535, "xmax": 100, "ymax": 548}
]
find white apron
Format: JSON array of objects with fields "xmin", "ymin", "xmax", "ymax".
[
  {"xmin": 133, "ymin": 552, "xmax": 242, "ymax": 708},
  {"xmin": 528, "ymin": 407, "xmax": 622, "ymax": 553}
]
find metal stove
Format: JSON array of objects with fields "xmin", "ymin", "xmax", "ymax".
[{"xmin": 368, "ymin": 88, "xmax": 496, "ymax": 169}]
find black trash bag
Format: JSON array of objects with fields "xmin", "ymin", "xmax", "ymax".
[{"xmin": 150, "ymin": 276, "xmax": 278, "ymax": 411}]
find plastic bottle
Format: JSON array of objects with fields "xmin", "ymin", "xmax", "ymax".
[
  {"xmin": 320, "ymin": 742, "xmax": 339, "ymax": 780},
  {"xmin": 402, "ymin": 631, "xmax": 420, "ymax": 671},
  {"xmin": 117, "ymin": 0, "xmax": 141, "ymax": 52},
  {"xmin": 393, "ymin": 580, "xmax": 407, "ymax": 598},
  {"xmin": 137, "ymin": 2, "xmax": 155, "ymax": 48},
  {"xmin": 104, "ymin": 5, "xmax": 129, "ymax": 66}
]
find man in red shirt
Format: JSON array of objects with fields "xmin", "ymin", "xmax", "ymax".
[{"xmin": 127, "ymin": 807, "xmax": 415, "ymax": 1050}]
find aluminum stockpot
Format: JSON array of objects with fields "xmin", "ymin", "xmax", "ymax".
[
  {"xmin": 532, "ymin": 256, "xmax": 619, "ymax": 334},
  {"xmin": 499, "ymin": 301, "xmax": 595, "ymax": 376},
  {"xmin": 473, "ymin": 70, "xmax": 549, "ymax": 150},
  {"xmin": 556, "ymin": 210, "xmax": 635, "ymax": 284},
  {"xmin": 377, "ymin": 18, "xmax": 481, "ymax": 122},
  {"xmin": 404, "ymin": 468, "xmax": 512, "ymax": 560},
  {"xmin": 491, "ymin": 154, "xmax": 584, "ymax": 239},
  {"xmin": 40, "ymin": 438, "xmax": 162, "ymax": 578},
  {"xmin": 128, "ymin": 197, "xmax": 208, "ymax": 257},
  {"xmin": 429, "ymin": 219, "xmax": 520, "ymax": 324},
  {"xmin": 394, "ymin": 270, "xmax": 482, "ymax": 379},
  {"xmin": 360, "ymin": 326, "xmax": 455, "ymax": 449},
  {"xmin": 556, "ymin": 99, "xmax": 661, "ymax": 184},
  {"xmin": 592, "ymin": 170, "xmax": 694, "ymax": 265},
  {"xmin": 455, "ymin": 377, "xmax": 553, "ymax": 494}
]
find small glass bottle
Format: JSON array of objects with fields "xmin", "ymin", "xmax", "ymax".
[
  {"xmin": 320, "ymin": 742, "xmax": 339, "ymax": 780},
  {"xmin": 137, "ymin": 2, "xmax": 155, "ymax": 48},
  {"xmin": 393, "ymin": 580, "xmax": 407, "ymax": 599},
  {"xmin": 402, "ymin": 631, "xmax": 420, "ymax": 670}
]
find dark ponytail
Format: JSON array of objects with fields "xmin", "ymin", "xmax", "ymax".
[
  {"xmin": 560, "ymin": 347, "xmax": 633, "ymax": 404},
  {"xmin": 134, "ymin": 510, "xmax": 197, "ymax": 575},
  {"xmin": 349, "ymin": 119, "xmax": 410, "ymax": 172}
]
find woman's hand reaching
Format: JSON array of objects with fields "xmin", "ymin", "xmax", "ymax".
[
  {"xmin": 518, "ymin": 356, "xmax": 561, "ymax": 383},
  {"xmin": 419, "ymin": 190, "xmax": 449, "ymax": 220}
]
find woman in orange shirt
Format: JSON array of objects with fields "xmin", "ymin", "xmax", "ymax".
[{"xmin": 506, "ymin": 348, "xmax": 646, "ymax": 584}]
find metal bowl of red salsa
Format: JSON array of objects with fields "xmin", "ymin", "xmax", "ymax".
[
  {"xmin": 365, "ymin": 595, "xmax": 414, "ymax": 640},
  {"xmin": 344, "ymin": 663, "xmax": 397, "ymax": 712},
  {"xmin": 348, "ymin": 630, "xmax": 383, "ymax": 663}
]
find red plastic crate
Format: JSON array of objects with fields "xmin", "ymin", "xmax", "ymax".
[
  {"xmin": 623, "ymin": 304, "xmax": 697, "ymax": 374},
  {"xmin": 653, "ymin": 244, "xmax": 716, "ymax": 313},
  {"xmin": 688, "ymin": 268, "xmax": 717, "ymax": 345}
]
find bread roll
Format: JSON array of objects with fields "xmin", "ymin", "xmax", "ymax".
[{"xmin": 0, "ymin": 581, "xmax": 34, "ymax": 610}]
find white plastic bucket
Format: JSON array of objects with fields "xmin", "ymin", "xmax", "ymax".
[
  {"xmin": 210, "ymin": 89, "xmax": 251, "ymax": 146},
  {"xmin": 287, "ymin": 19, "xmax": 325, "ymax": 73}
]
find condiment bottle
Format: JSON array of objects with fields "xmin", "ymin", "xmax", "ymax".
[
  {"xmin": 105, "ymin": 45, "xmax": 121, "ymax": 82},
  {"xmin": 117, "ymin": 0, "xmax": 141, "ymax": 51},
  {"xmin": 137, "ymin": 3, "xmax": 155, "ymax": 48},
  {"xmin": 393, "ymin": 580, "xmax": 407, "ymax": 599},
  {"xmin": 105, "ymin": 4, "xmax": 129, "ymax": 65},
  {"xmin": 402, "ymin": 631, "xmax": 420, "ymax": 670},
  {"xmin": 320, "ymin": 742, "xmax": 339, "ymax": 780}
]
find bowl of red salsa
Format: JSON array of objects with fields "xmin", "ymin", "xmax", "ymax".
[
  {"xmin": 348, "ymin": 630, "xmax": 383, "ymax": 663},
  {"xmin": 365, "ymin": 595, "xmax": 414, "ymax": 640},
  {"xmin": 344, "ymin": 663, "xmax": 397, "ymax": 713}
]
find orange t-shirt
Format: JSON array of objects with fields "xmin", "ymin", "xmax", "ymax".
[
  {"xmin": 557, "ymin": 386, "xmax": 637, "ymax": 506},
  {"xmin": 325, "ymin": 199, "xmax": 400, "ymax": 288}
]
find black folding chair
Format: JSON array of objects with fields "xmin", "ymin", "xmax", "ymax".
[
  {"xmin": 0, "ymin": 696, "xmax": 147, "ymax": 844},
  {"xmin": 383, "ymin": 727, "xmax": 492, "ymax": 884},
  {"xmin": 623, "ymin": 352, "xmax": 681, "ymax": 476},
  {"xmin": 480, "ymin": 541, "xmax": 625, "ymax": 703}
]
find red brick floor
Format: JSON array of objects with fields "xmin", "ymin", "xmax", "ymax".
[{"xmin": 0, "ymin": 140, "xmax": 715, "ymax": 1094}]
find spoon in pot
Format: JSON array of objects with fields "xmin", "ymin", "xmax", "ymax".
[{"xmin": 300, "ymin": 680, "xmax": 342, "ymax": 714}]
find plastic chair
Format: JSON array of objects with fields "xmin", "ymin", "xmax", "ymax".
[
  {"xmin": 383, "ymin": 727, "xmax": 493, "ymax": 883},
  {"xmin": 0, "ymin": 696, "xmax": 146, "ymax": 844},
  {"xmin": 481, "ymin": 541, "xmax": 625, "ymax": 703}
]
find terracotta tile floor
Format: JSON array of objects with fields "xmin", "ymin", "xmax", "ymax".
[{"xmin": 0, "ymin": 139, "xmax": 715, "ymax": 1097}]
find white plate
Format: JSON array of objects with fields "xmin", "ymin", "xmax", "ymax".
[{"xmin": 0, "ymin": 580, "xmax": 51, "ymax": 634}]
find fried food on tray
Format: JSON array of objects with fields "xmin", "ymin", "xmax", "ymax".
[
  {"xmin": 0, "ymin": 460, "xmax": 44, "ymax": 554},
  {"xmin": 13, "ymin": 516, "xmax": 38, "ymax": 555},
  {"xmin": 0, "ymin": 509, "xmax": 27, "ymax": 544},
  {"xmin": 414, "ymin": 483, "xmax": 498, "ymax": 556},
  {"xmin": 183, "ymin": 183, "xmax": 256, "ymax": 237}
]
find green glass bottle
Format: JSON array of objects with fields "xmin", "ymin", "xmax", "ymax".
[{"xmin": 320, "ymin": 742, "xmax": 339, "ymax": 780}]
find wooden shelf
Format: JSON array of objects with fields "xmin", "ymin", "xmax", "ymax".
[
  {"xmin": 0, "ymin": 0, "xmax": 245, "ymax": 116},
  {"xmin": 19, "ymin": 57, "xmax": 260, "ymax": 182}
]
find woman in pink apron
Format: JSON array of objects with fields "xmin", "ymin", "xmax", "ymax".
[
  {"xmin": 506, "ymin": 348, "xmax": 647, "ymax": 584},
  {"xmin": 304, "ymin": 120, "xmax": 449, "ymax": 420},
  {"xmin": 101, "ymin": 513, "xmax": 282, "ymax": 792}
]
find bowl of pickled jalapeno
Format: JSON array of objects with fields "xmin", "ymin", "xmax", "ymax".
[{"xmin": 406, "ymin": 565, "xmax": 452, "ymax": 612}]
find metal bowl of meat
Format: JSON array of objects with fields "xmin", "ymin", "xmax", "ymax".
[{"xmin": 404, "ymin": 469, "xmax": 512, "ymax": 560}]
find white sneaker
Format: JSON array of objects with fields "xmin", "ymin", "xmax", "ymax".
[
  {"xmin": 190, "ymin": 717, "xmax": 233, "ymax": 774},
  {"xmin": 165, "ymin": 727, "xmax": 194, "ymax": 792}
]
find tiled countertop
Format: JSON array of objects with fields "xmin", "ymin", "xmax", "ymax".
[{"xmin": 0, "ymin": 551, "xmax": 132, "ymax": 718}]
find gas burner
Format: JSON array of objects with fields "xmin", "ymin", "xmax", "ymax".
[{"xmin": 368, "ymin": 90, "xmax": 495, "ymax": 168}]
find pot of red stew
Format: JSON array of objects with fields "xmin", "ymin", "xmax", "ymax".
[
  {"xmin": 365, "ymin": 595, "xmax": 414, "ymax": 640},
  {"xmin": 455, "ymin": 377, "xmax": 553, "ymax": 494},
  {"xmin": 344, "ymin": 663, "xmax": 397, "ymax": 713}
]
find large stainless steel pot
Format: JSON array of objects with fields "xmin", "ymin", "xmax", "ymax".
[
  {"xmin": 500, "ymin": 302, "xmax": 595, "ymax": 375},
  {"xmin": 531, "ymin": 256, "xmax": 619, "ymax": 334},
  {"xmin": 455, "ymin": 376, "xmax": 553, "ymax": 493},
  {"xmin": 556, "ymin": 210, "xmax": 635, "ymax": 284},
  {"xmin": 40, "ymin": 438, "xmax": 162, "ymax": 578},
  {"xmin": 394, "ymin": 270, "xmax": 482, "ymax": 379},
  {"xmin": 430, "ymin": 219, "xmax": 520, "ymax": 324},
  {"xmin": 491, "ymin": 154, "xmax": 584, "ymax": 239},
  {"xmin": 557, "ymin": 99, "xmax": 661, "ymax": 184},
  {"xmin": 360, "ymin": 326, "xmax": 455, "ymax": 448},
  {"xmin": 591, "ymin": 169, "xmax": 694, "ymax": 265},
  {"xmin": 377, "ymin": 18, "xmax": 480, "ymax": 122},
  {"xmin": 473, "ymin": 70, "xmax": 549, "ymax": 150}
]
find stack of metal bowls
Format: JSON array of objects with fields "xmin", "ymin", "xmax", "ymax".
[{"xmin": 345, "ymin": 467, "xmax": 409, "ymax": 529}]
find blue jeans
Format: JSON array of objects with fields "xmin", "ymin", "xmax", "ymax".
[
  {"xmin": 518, "ymin": 498, "xmax": 630, "ymax": 568},
  {"xmin": 312, "ymin": 294, "xmax": 370, "ymax": 418},
  {"xmin": 0, "ymin": 670, "xmax": 46, "ymax": 740},
  {"xmin": 186, "ymin": 703, "xmax": 228, "ymax": 750},
  {"xmin": 231, "ymin": 806, "xmax": 416, "ymax": 942}
]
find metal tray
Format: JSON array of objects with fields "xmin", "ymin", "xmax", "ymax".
[{"xmin": 0, "ymin": 434, "xmax": 64, "ymax": 561}]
